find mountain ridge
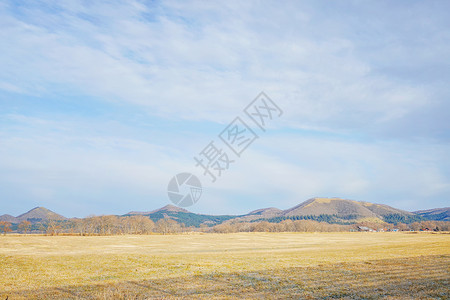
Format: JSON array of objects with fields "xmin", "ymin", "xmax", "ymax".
[
  {"xmin": 1, "ymin": 198, "xmax": 448, "ymax": 225},
  {"xmin": 0, "ymin": 207, "xmax": 66, "ymax": 224},
  {"xmin": 414, "ymin": 207, "xmax": 450, "ymax": 221},
  {"xmin": 127, "ymin": 204, "xmax": 189, "ymax": 215}
]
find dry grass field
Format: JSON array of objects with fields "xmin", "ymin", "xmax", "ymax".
[{"xmin": 0, "ymin": 232, "xmax": 449, "ymax": 299}]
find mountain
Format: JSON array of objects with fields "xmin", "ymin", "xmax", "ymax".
[
  {"xmin": 128, "ymin": 205, "xmax": 189, "ymax": 215},
  {"xmin": 248, "ymin": 207, "xmax": 283, "ymax": 218},
  {"xmin": 126, "ymin": 204, "xmax": 237, "ymax": 227},
  {"xmin": 236, "ymin": 198, "xmax": 421, "ymax": 224},
  {"xmin": 284, "ymin": 198, "xmax": 378, "ymax": 218},
  {"xmin": 230, "ymin": 207, "xmax": 283, "ymax": 222},
  {"xmin": 283, "ymin": 198, "xmax": 415, "ymax": 219},
  {"xmin": 15, "ymin": 207, "xmax": 66, "ymax": 223},
  {"xmin": 2, "ymin": 199, "xmax": 447, "ymax": 228},
  {"xmin": 360, "ymin": 201, "xmax": 415, "ymax": 216},
  {"xmin": 0, "ymin": 214, "xmax": 18, "ymax": 223},
  {"xmin": 414, "ymin": 207, "xmax": 450, "ymax": 221},
  {"xmin": 0, "ymin": 207, "xmax": 66, "ymax": 224}
]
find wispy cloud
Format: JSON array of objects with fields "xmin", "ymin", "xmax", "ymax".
[{"xmin": 0, "ymin": 0, "xmax": 449, "ymax": 216}]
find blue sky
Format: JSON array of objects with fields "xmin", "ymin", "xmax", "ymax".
[{"xmin": 0, "ymin": 0, "xmax": 449, "ymax": 217}]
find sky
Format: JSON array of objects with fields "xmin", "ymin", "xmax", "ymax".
[{"xmin": 0, "ymin": 0, "xmax": 449, "ymax": 218}]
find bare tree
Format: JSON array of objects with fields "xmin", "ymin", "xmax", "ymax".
[
  {"xmin": 18, "ymin": 221, "xmax": 31, "ymax": 234},
  {"xmin": 251, "ymin": 221, "xmax": 272, "ymax": 232},
  {"xmin": 46, "ymin": 220, "xmax": 61, "ymax": 236},
  {"xmin": 84, "ymin": 216, "xmax": 100, "ymax": 235},
  {"xmin": 99, "ymin": 215, "xmax": 119, "ymax": 235},
  {"xmin": 132, "ymin": 215, "xmax": 155, "ymax": 234},
  {"xmin": 212, "ymin": 223, "xmax": 234, "ymax": 233},
  {"xmin": 0, "ymin": 221, "xmax": 12, "ymax": 235},
  {"xmin": 280, "ymin": 219, "xmax": 295, "ymax": 232},
  {"xmin": 155, "ymin": 218, "xmax": 181, "ymax": 234}
]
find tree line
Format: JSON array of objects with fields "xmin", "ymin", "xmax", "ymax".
[
  {"xmin": 211, "ymin": 219, "xmax": 450, "ymax": 233},
  {"xmin": 0, "ymin": 216, "xmax": 183, "ymax": 235},
  {"xmin": 1, "ymin": 217, "xmax": 449, "ymax": 235}
]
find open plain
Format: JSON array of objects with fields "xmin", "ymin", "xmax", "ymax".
[{"xmin": 0, "ymin": 232, "xmax": 449, "ymax": 299}]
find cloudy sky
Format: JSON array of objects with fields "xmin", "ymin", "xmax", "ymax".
[{"xmin": 1, "ymin": 0, "xmax": 449, "ymax": 217}]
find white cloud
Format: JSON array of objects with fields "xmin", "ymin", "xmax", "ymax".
[
  {"xmin": 1, "ymin": 0, "xmax": 448, "ymax": 134},
  {"xmin": 0, "ymin": 1, "xmax": 449, "ymax": 215}
]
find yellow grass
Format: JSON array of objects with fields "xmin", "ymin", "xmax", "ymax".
[
  {"xmin": 0, "ymin": 232, "xmax": 449, "ymax": 299},
  {"xmin": 305, "ymin": 197, "xmax": 334, "ymax": 206}
]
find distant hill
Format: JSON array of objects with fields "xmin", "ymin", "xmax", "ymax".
[
  {"xmin": 360, "ymin": 201, "xmax": 415, "ymax": 216},
  {"xmin": 0, "ymin": 214, "xmax": 18, "ymax": 223},
  {"xmin": 284, "ymin": 198, "xmax": 377, "ymax": 218},
  {"xmin": 283, "ymin": 198, "xmax": 415, "ymax": 219},
  {"xmin": 2, "ymin": 199, "xmax": 448, "ymax": 227},
  {"xmin": 126, "ymin": 204, "xmax": 237, "ymax": 227},
  {"xmin": 248, "ymin": 207, "xmax": 283, "ymax": 217},
  {"xmin": 0, "ymin": 207, "xmax": 66, "ymax": 224},
  {"xmin": 14, "ymin": 207, "xmax": 66, "ymax": 223},
  {"xmin": 414, "ymin": 207, "xmax": 450, "ymax": 221},
  {"xmin": 231, "ymin": 198, "xmax": 420, "ymax": 224},
  {"xmin": 128, "ymin": 205, "xmax": 189, "ymax": 215}
]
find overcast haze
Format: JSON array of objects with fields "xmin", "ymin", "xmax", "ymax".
[{"xmin": 1, "ymin": 0, "xmax": 449, "ymax": 217}]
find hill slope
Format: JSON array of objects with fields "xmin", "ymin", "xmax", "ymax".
[
  {"xmin": 282, "ymin": 198, "xmax": 421, "ymax": 224},
  {"xmin": 284, "ymin": 198, "xmax": 377, "ymax": 218},
  {"xmin": 126, "ymin": 205, "xmax": 236, "ymax": 227},
  {"xmin": 0, "ymin": 214, "xmax": 18, "ymax": 223},
  {"xmin": 16, "ymin": 207, "xmax": 66, "ymax": 223},
  {"xmin": 414, "ymin": 207, "xmax": 450, "ymax": 221},
  {"xmin": 239, "ymin": 198, "xmax": 422, "ymax": 224},
  {"xmin": 128, "ymin": 205, "xmax": 189, "ymax": 215}
]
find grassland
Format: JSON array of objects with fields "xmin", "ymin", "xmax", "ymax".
[{"xmin": 0, "ymin": 232, "xmax": 449, "ymax": 299}]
